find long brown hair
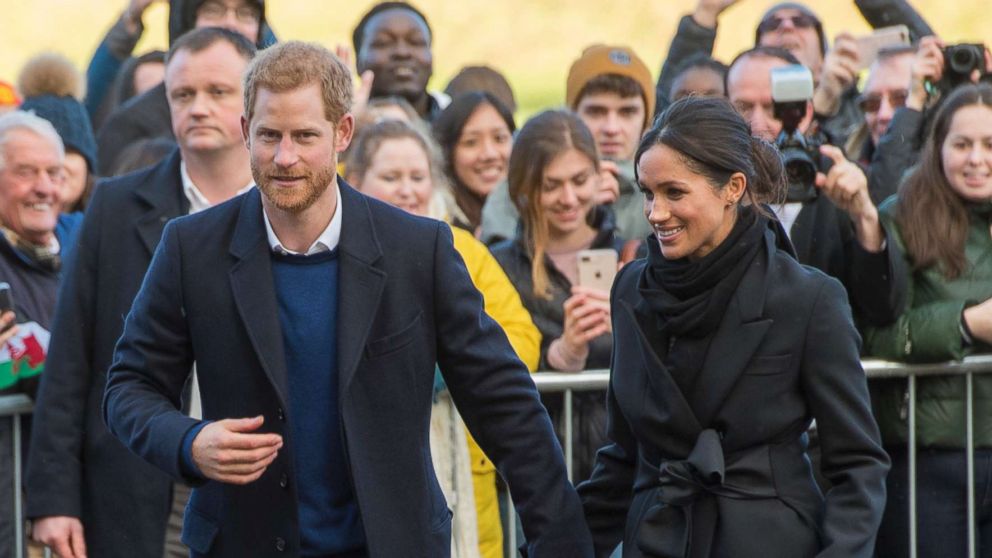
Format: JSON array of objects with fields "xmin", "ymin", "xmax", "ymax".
[
  {"xmin": 507, "ymin": 110, "xmax": 599, "ymax": 298},
  {"xmin": 897, "ymin": 83, "xmax": 992, "ymax": 279}
]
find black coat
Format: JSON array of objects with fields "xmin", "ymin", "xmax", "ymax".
[
  {"xmin": 102, "ymin": 183, "xmax": 592, "ymax": 557},
  {"xmin": 25, "ymin": 150, "xmax": 188, "ymax": 557},
  {"xmin": 789, "ymin": 194, "xmax": 908, "ymax": 328},
  {"xmin": 577, "ymin": 230, "xmax": 889, "ymax": 558},
  {"xmin": 96, "ymin": 83, "xmax": 173, "ymax": 175}
]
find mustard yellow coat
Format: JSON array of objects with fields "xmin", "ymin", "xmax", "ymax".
[{"xmin": 451, "ymin": 227, "xmax": 541, "ymax": 558}]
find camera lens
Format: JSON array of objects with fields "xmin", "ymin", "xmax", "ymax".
[
  {"xmin": 949, "ymin": 47, "xmax": 980, "ymax": 75},
  {"xmin": 782, "ymin": 150, "xmax": 818, "ymax": 203}
]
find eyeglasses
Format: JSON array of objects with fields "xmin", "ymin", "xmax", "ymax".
[
  {"xmin": 197, "ymin": 1, "xmax": 261, "ymax": 24},
  {"xmin": 858, "ymin": 90, "xmax": 909, "ymax": 113},
  {"xmin": 757, "ymin": 13, "xmax": 818, "ymax": 34}
]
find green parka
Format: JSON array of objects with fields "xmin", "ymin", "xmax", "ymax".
[{"xmin": 865, "ymin": 197, "xmax": 992, "ymax": 448}]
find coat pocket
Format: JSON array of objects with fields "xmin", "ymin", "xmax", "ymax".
[
  {"xmin": 365, "ymin": 311, "xmax": 423, "ymax": 358},
  {"xmin": 181, "ymin": 505, "xmax": 220, "ymax": 554},
  {"xmin": 743, "ymin": 354, "xmax": 792, "ymax": 376}
]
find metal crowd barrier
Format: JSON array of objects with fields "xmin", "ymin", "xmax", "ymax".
[
  {"xmin": 6, "ymin": 357, "xmax": 992, "ymax": 557},
  {"xmin": 864, "ymin": 354, "xmax": 992, "ymax": 558},
  {"xmin": 506, "ymin": 356, "xmax": 992, "ymax": 558},
  {"xmin": 0, "ymin": 394, "xmax": 33, "ymax": 558}
]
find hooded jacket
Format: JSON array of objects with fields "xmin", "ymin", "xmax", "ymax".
[{"xmin": 168, "ymin": 0, "xmax": 275, "ymax": 48}]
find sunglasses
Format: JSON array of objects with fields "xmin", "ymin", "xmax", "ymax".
[
  {"xmin": 757, "ymin": 14, "xmax": 818, "ymax": 34},
  {"xmin": 858, "ymin": 90, "xmax": 909, "ymax": 113},
  {"xmin": 198, "ymin": 1, "xmax": 261, "ymax": 24}
]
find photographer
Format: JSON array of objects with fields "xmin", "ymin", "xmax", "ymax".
[
  {"xmin": 868, "ymin": 37, "xmax": 992, "ymax": 204},
  {"xmin": 655, "ymin": 0, "xmax": 933, "ymax": 145},
  {"xmin": 726, "ymin": 46, "xmax": 906, "ymax": 327},
  {"xmin": 845, "ymin": 45, "xmax": 915, "ymax": 204}
]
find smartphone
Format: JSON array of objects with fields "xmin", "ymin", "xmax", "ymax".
[
  {"xmin": 0, "ymin": 283, "xmax": 13, "ymax": 332},
  {"xmin": 0, "ymin": 283, "xmax": 12, "ymax": 314},
  {"xmin": 855, "ymin": 25, "xmax": 911, "ymax": 71},
  {"xmin": 577, "ymin": 250, "xmax": 618, "ymax": 292}
]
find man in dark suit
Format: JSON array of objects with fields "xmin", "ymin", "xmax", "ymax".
[
  {"xmin": 26, "ymin": 28, "xmax": 258, "ymax": 558},
  {"xmin": 103, "ymin": 41, "xmax": 591, "ymax": 557}
]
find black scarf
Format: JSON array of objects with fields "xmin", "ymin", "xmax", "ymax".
[{"xmin": 639, "ymin": 206, "xmax": 766, "ymax": 338}]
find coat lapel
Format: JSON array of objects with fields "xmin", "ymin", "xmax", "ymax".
[
  {"xmin": 133, "ymin": 149, "xmax": 188, "ymax": 257},
  {"xmin": 688, "ymin": 236, "xmax": 774, "ymax": 426},
  {"xmin": 335, "ymin": 181, "xmax": 386, "ymax": 392},
  {"xmin": 228, "ymin": 189, "xmax": 290, "ymax": 407},
  {"xmin": 623, "ymin": 298, "xmax": 703, "ymax": 442}
]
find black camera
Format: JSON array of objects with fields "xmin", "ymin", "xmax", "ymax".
[
  {"xmin": 937, "ymin": 43, "xmax": 988, "ymax": 93},
  {"xmin": 940, "ymin": 44, "xmax": 986, "ymax": 89},
  {"xmin": 771, "ymin": 65, "xmax": 822, "ymax": 203}
]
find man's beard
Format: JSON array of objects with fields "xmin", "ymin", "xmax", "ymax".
[{"xmin": 252, "ymin": 158, "xmax": 337, "ymax": 214}]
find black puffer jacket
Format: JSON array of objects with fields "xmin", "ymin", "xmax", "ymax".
[{"xmin": 490, "ymin": 207, "xmax": 625, "ymax": 481}]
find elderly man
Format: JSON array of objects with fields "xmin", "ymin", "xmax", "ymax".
[
  {"xmin": 103, "ymin": 41, "xmax": 591, "ymax": 558},
  {"xmin": 0, "ymin": 111, "xmax": 78, "ymax": 558},
  {"xmin": 26, "ymin": 27, "xmax": 257, "ymax": 558}
]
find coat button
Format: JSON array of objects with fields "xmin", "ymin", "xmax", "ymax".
[
  {"xmin": 275, "ymin": 537, "xmax": 286, "ymax": 551},
  {"xmin": 279, "ymin": 473, "xmax": 289, "ymax": 489},
  {"xmin": 277, "ymin": 408, "xmax": 285, "ymax": 421}
]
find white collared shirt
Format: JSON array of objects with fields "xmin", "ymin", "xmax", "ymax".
[
  {"xmin": 262, "ymin": 182, "xmax": 343, "ymax": 255},
  {"xmin": 180, "ymin": 161, "xmax": 255, "ymax": 215}
]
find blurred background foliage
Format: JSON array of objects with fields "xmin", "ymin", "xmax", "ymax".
[{"xmin": 2, "ymin": 0, "xmax": 988, "ymax": 118}]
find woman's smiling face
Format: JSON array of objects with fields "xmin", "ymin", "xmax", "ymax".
[{"xmin": 638, "ymin": 144, "xmax": 743, "ymax": 261}]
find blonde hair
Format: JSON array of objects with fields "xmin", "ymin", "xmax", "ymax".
[
  {"xmin": 243, "ymin": 41, "xmax": 352, "ymax": 125},
  {"xmin": 346, "ymin": 119, "xmax": 455, "ymax": 220}
]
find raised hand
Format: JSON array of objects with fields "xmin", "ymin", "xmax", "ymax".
[
  {"xmin": 123, "ymin": 0, "xmax": 163, "ymax": 33},
  {"xmin": 560, "ymin": 286, "xmax": 612, "ymax": 357},
  {"xmin": 335, "ymin": 44, "xmax": 375, "ymax": 118},
  {"xmin": 692, "ymin": 0, "xmax": 743, "ymax": 28},
  {"xmin": 908, "ymin": 36, "xmax": 944, "ymax": 110},
  {"xmin": 814, "ymin": 33, "xmax": 861, "ymax": 116},
  {"xmin": 596, "ymin": 160, "xmax": 621, "ymax": 205},
  {"xmin": 816, "ymin": 145, "xmax": 884, "ymax": 251}
]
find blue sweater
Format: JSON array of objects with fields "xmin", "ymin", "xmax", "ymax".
[{"xmin": 271, "ymin": 249, "xmax": 365, "ymax": 555}]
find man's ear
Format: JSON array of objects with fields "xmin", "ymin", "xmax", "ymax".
[
  {"xmin": 241, "ymin": 115, "xmax": 251, "ymax": 149},
  {"xmin": 335, "ymin": 113, "xmax": 355, "ymax": 154}
]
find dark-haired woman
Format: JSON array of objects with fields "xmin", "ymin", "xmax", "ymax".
[
  {"xmin": 865, "ymin": 83, "xmax": 992, "ymax": 558},
  {"xmin": 577, "ymin": 96, "xmax": 889, "ymax": 557},
  {"xmin": 434, "ymin": 92, "xmax": 515, "ymax": 234}
]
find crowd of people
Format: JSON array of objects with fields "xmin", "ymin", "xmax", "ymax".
[{"xmin": 0, "ymin": 0, "xmax": 989, "ymax": 557}]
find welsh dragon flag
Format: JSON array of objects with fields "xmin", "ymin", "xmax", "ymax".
[{"xmin": 0, "ymin": 322, "xmax": 50, "ymax": 391}]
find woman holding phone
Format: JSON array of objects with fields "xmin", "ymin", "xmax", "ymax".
[
  {"xmin": 490, "ymin": 110, "xmax": 624, "ymax": 480},
  {"xmin": 577, "ymin": 96, "xmax": 888, "ymax": 557}
]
